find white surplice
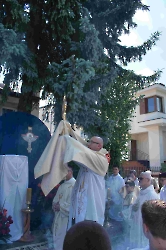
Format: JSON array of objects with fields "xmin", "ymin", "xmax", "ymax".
[
  {"xmin": 160, "ymin": 185, "xmax": 166, "ymax": 201},
  {"xmin": 131, "ymin": 246, "xmax": 149, "ymax": 250},
  {"xmin": 68, "ymin": 164, "xmax": 106, "ymax": 229},
  {"xmin": 108, "ymin": 174, "xmax": 125, "ymax": 221},
  {"xmin": 121, "ymin": 191, "xmax": 138, "ymax": 250},
  {"xmin": 0, "ymin": 155, "xmax": 28, "ymax": 241},
  {"xmin": 129, "ymin": 185, "xmax": 159, "ymax": 249},
  {"xmin": 52, "ymin": 177, "xmax": 76, "ymax": 250}
]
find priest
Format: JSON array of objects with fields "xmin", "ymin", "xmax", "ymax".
[
  {"xmin": 68, "ymin": 136, "xmax": 108, "ymax": 228},
  {"xmin": 129, "ymin": 171, "xmax": 159, "ymax": 249},
  {"xmin": 34, "ymin": 120, "xmax": 109, "ymax": 227}
]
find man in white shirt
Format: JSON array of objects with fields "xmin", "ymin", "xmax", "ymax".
[
  {"xmin": 129, "ymin": 171, "xmax": 159, "ymax": 249},
  {"xmin": 159, "ymin": 172, "xmax": 166, "ymax": 201},
  {"xmin": 131, "ymin": 200, "xmax": 166, "ymax": 250},
  {"xmin": 108, "ymin": 166, "xmax": 125, "ymax": 221}
]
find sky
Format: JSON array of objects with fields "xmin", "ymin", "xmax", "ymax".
[{"xmin": 120, "ymin": 0, "xmax": 166, "ymax": 84}]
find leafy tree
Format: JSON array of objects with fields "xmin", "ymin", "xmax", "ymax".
[{"xmin": 0, "ymin": 0, "xmax": 161, "ymax": 166}]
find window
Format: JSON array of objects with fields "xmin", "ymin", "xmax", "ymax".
[
  {"xmin": 147, "ymin": 97, "xmax": 155, "ymax": 112},
  {"xmin": 140, "ymin": 95, "xmax": 163, "ymax": 114},
  {"xmin": 156, "ymin": 97, "xmax": 162, "ymax": 112}
]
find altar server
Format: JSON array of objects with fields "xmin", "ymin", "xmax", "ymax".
[
  {"xmin": 52, "ymin": 166, "xmax": 75, "ymax": 250},
  {"xmin": 108, "ymin": 166, "xmax": 125, "ymax": 221}
]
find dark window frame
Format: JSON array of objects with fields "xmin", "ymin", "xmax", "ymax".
[{"xmin": 140, "ymin": 95, "xmax": 164, "ymax": 114}]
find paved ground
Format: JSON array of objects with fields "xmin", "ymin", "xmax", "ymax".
[
  {"xmin": 104, "ymin": 218, "xmax": 125, "ymax": 250},
  {"xmin": 0, "ymin": 219, "xmax": 125, "ymax": 250},
  {"xmin": 0, "ymin": 230, "xmax": 47, "ymax": 250}
]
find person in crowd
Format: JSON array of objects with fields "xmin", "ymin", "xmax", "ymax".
[
  {"xmin": 129, "ymin": 171, "xmax": 159, "ymax": 249},
  {"xmin": 119, "ymin": 180, "xmax": 137, "ymax": 249},
  {"xmin": 159, "ymin": 172, "xmax": 166, "ymax": 201},
  {"xmin": 52, "ymin": 166, "xmax": 76, "ymax": 250},
  {"xmin": 108, "ymin": 165, "xmax": 125, "ymax": 221},
  {"xmin": 63, "ymin": 220, "xmax": 112, "ymax": 250},
  {"xmin": 68, "ymin": 136, "xmax": 109, "ymax": 229},
  {"xmin": 131, "ymin": 200, "xmax": 166, "ymax": 250},
  {"xmin": 129, "ymin": 170, "xmax": 139, "ymax": 186},
  {"xmin": 147, "ymin": 170, "xmax": 159, "ymax": 193},
  {"xmin": 119, "ymin": 170, "xmax": 140, "ymax": 199}
]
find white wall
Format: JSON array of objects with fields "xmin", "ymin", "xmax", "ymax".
[
  {"xmin": 136, "ymin": 133, "xmax": 149, "ymax": 156},
  {"xmin": 148, "ymin": 125, "xmax": 163, "ymax": 167},
  {"xmin": 130, "ymin": 106, "xmax": 148, "ymax": 134},
  {"xmin": 161, "ymin": 129, "xmax": 166, "ymax": 163}
]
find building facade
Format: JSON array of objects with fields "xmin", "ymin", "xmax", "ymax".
[
  {"xmin": 0, "ymin": 84, "xmax": 39, "ymax": 117},
  {"xmin": 129, "ymin": 83, "xmax": 166, "ymax": 169}
]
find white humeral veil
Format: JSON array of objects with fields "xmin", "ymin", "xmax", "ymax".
[
  {"xmin": 0, "ymin": 155, "xmax": 28, "ymax": 241},
  {"xmin": 34, "ymin": 120, "xmax": 109, "ymax": 196}
]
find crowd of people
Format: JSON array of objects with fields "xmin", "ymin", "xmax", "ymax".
[
  {"xmin": 51, "ymin": 163, "xmax": 166, "ymax": 250},
  {"xmin": 36, "ymin": 122, "xmax": 166, "ymax": 250},
  {"xmin": 51, "ymin": 160, "xmax": 166, "ymax": 249},
  {"xmin": 105, "ymin": 167, "xmax": 166, "ymax": 250}
]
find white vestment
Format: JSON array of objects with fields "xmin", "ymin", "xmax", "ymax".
[
  {"xmin": 131, "ymin": 246, "xmax": 149, "ymax": 250},
  {"xmin": 52, "ymin": 177, "xmax": 76, "ymax": 250},
  {"xmin": 0, "ymin": 155, "xmax": 28, "ymax": 241},
  {"xmin": 34, "ymin": 120, "xmax": 108, "ymax": 229},
  {"xmin": 129, "ymin": 185, "xmax": 159, "ymax": 249},
  {"xmin": 68, "ymin": 165, "xmax": 106, "ymax": 229},
  {"xmin": 108, "ymin": 174, "xmax": 125, "ymax": 221},
  {"xmin": 34, "ymin": 121, "xmax": 108, "ymax": 196},
  {"xmin": 134, "ymin": 178, "xmax": 139, "ymax": 186},
  {"xmin": 121, "ymin": 191, "xmax": 137, "ymax": 250},
  {"xmin": 160, "ymin": 185, "xmax": 166, "ymax": 201}
]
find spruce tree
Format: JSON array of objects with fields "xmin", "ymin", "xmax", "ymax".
[{"xmin": 0, "ymin": 0, "xmax": 161, "ymax": 165}]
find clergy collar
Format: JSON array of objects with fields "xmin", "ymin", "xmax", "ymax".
[{"xmin": 140, "ymin": 185, "xmax": 154, "ymax": 194}]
